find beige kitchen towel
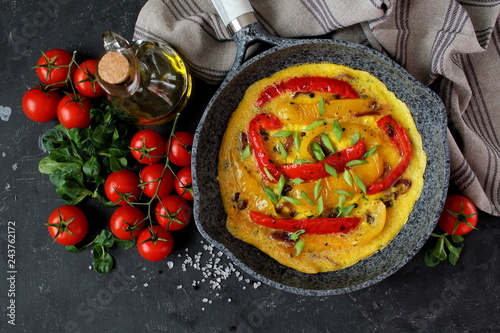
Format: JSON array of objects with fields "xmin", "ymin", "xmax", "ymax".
[{"xmin": 134, "ymin": 0, "xmax": 500, "ymax": 216}]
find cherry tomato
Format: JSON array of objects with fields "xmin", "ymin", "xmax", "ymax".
[
  {"xmin": 155, "ymin": 195, "xmax": 192, "ymax": 231},
  {"xmin": 137, "ymin": 225, "xmax": 174, "ymax": 262},
  {"xmin": 57, "ymin": 94, "xmax": 92, "ymax": 129},
  {"xmin": 174, "ymin": 166, "xmax": 194, "ymax": 201},
  {"xmin": 438, "ymin": 195, "xmax": 478, "ymax": 235},
  {"xmin": 74, "ymin": 59, "xmax": 105, "ymax": 98},
  {"xmin": 140, "ymin": 163, "xmax": 175, "ymax": 199},
  {"xmin": 109, "ymin": 205, "xmax": 146, "ymax": 240},
  {"xmin": 22, "ymin": 87, "xmax": 61, "ymax": 122},
  {"xmin": 36, "ymin": 49, "xmax": 74, "ymax": 88},
  {"xmin": 167, "ymin": 131, "xmax": 194, "ymax": 167},
  {"xmin": 104, "ymin": 170, "xmax": 141, "ymax": 205},
  {"xmin": 46, "ymin": 205, "xmax": 88, "ymax": 245},
  {"xmin": 130, "ymin": 129, "xmax": 166, "ymax": 165}
]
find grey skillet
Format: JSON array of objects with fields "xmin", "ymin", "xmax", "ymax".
[{"xmin": 192, "ymin": 0, "xmax": 449, "ymax": 296}]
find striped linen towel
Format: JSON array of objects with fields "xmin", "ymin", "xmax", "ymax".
[{"xmin": 134, "ymin": 0, "xmax": 500, "ymax": 216}]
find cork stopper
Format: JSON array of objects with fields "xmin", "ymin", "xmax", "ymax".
[{"xmin": 97, "ymin": 52, "xmax": 130, "ymax": 84}]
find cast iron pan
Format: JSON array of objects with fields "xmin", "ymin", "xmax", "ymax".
[{"xmin": 192, "ymin": 0, "xmax": 449, "ymax": 296}]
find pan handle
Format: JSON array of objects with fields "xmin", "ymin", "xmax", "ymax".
[{"xmin": 211, "ymin": 0, "xmax": 257, "ymax": 34}]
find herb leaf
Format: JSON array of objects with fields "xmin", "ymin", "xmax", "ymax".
[
  {"xmin": 305, "ymin": 120, "xmax": 325, "ymax": 132},
  {"xmin": 325, "ymin": 164, "xmax": 338, "ymax": 178},
  {"xmin": 311, "ymin": 142, "xmax": 326, "ymax": 161},
  {"xmin": 320, "ymin": 134, "xmax": 335, "ymax": 154},
  {"xmin": 283, "ymin": 196, "xmax": 303, "ymax": 205},
  {"xmin": 332, "ymin": 119, "xmax": 343, "ymax": 142},
  {"xmin": 318, "ymin": 97, "xmax": 325, "ymax": 116},
  {"xmin": 273, "ymin": 130, "xmax": 294, "ymax": 138},
  {"xmin": 241, "ymin": 145, "xmax": 251, "ymax": 160},
  {"xmin": 278, "ymin": 141, "xmax": 287, "ymax": 161},
  {"xmin": 301, "ymin": 191, "xmax": 316, "ymax": 206}
]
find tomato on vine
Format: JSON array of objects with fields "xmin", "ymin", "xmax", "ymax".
[
  {"xmin": 130, "ymin": 129, "xmax": 166, "ymax": 165},
  {"xmin": 438, "ymin": 195, "xmax": 478, "ymax": 235},
  {"xmin": 74, "ymin": 59, "xmax": 105, "ymax": 98},
  {"xmin": 104, "ymin": 170, "xmax": 141, "ymax": 205},
  {"xmin": 425, "ymin": 194, "xmax": 478, "ymax": 267},
  {"xmin": 140, "ymin": 163, "xmax": 175, "ymax": 199},
  {"xmin": 35, "ymin": 49, "xmax": 74, "ymax": 88},
  {"xmin": 46, "ymin": 205, "xmax": 88, "ymax": 246},
  {"xmin": 109, "ymin": 205, "xmax": 146, "ymax": 240},
  {"xmin": 167, "ymin": 131, "xmax": 194, "ymax": 167},
  {"xmin": 174, "ymin": 166, "xmax": 194, "ymax": 201},
  {"xmin": 155, "ymin": 195, "xmax": 192, "ymax": 231},
  {"xmin": 22, "ymin": 87, "xmax": 61, "ymax": 122},
  {"xmin": 57, "ymin": 94, "xmax": 92, "ymax": 129},
  {"xmin": 137, "ymin": 225, "xmax": 174, "ymax": 261}
]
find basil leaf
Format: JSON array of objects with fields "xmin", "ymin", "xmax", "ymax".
[
  {"xmin": 92, "ymin": 245, "xmax": 114, "ymax": 274},
  {"xmin": 83, "ymin": 156, "xmax": 101, "ymax": 178},
  {"xmin": 444, "ymin": 237, "xmax": 462, "ymax": 266},
  {"xmin": 431, "ymin": 237, "xmax": 447, "ymax": 261},
  {"xmin": 424, "ymin": 249, "xmax": 442, "ymax": 267},
  {"xmin": 114, "ymin": 238, "xmax": 136, "ymax": 250},
  {"xmin": 65, "ymin": 245, "xmax": 85, "ymax": 254},
  {"xmin": 95, "ymin": 229, "xmax": 115, "ymax": 248}
]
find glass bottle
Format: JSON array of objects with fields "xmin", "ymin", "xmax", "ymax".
[{"xmin": 96, "ymin": 31, "xmax": 192, "ymax": 126}]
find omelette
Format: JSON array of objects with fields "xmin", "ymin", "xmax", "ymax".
[{"xmin": 217, "ymin": 63, "xmax": 426, "ymax": 274}]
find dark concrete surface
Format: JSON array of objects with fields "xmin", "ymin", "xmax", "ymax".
[{"xmin": 1, "ymin": 1, "xmax": 499, "ymax": 332}]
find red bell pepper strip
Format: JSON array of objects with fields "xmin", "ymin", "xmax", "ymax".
[
  {"xmin": 255, "ymin": 76, "xmax": 359, "ymax": 108},
  {"xmin": 249, "ymin": 211, "xmax": 360, "ymax": 234},
  {"xmin": 281, "ymin": 139, "xmax": 366, "ymax": 180},
  {"xmin": 248, "ymin": 114, "xmax": 283, "ymax": 182},
  {"xmin": 366, "ymin": 115, "xmax": 412, "ymax": 195}
]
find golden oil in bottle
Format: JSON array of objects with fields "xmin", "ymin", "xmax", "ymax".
[{"xmin": 96, "ymin": 31, "xmax": 191, "ymax": 126}]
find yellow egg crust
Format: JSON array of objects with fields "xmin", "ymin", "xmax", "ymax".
[{"xmin": 217, "ymin": 63, "xmax": 426, "ymax": 274}]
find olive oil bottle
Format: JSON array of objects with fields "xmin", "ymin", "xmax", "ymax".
[{"xmin": 96, "ymin": 31, "xmax": 192, "ymax": 126}]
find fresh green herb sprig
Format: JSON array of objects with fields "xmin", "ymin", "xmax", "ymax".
[
  {"xmin": 66, "ymin": 229, "xmax": 135, "ymax": 274},
  {"xmin": 39, "ymin": 102, "xmax": 137, "ymax": 205},
  {"xmin": 424, "ymin": 233, "xmax": 464, "ymax": 267},
  {"xmin": 290, "ymin": 229, "xmax": 306, "ymax": 256}
]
